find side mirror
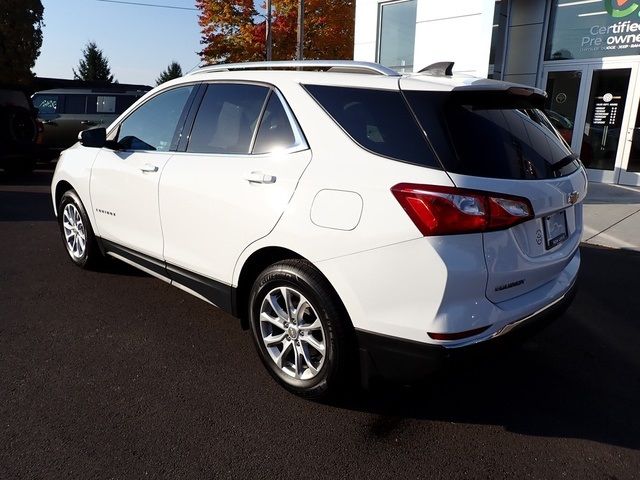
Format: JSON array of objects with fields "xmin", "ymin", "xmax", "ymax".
[{"xmin": 79, "ymin": 127, "xmax": 106, "ymax": 148}]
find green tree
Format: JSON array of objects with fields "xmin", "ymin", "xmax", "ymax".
[
  {"xmin": 73, "ymin": 41, "xmax": 115, "ymax": 82},
  {"xmin": 156, "ymin": 61, "xmax": 183, "ymax": 85},
  {"xmin": 0, "ymin": 0, "xmax": 44, "ymax": 85}
]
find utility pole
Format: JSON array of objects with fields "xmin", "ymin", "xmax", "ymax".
[
  {"xmin": 296, "ymin": 0, "xmax": 304, "ymax": 61},
  {"xmin": 266, "ymin": 0, "xmax": 272, "ymax": 61}
]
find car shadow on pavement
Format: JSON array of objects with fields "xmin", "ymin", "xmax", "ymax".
[
  {"xmin": 341, "ymin": 245, "xmax": 640, "ymax": 450},
  {"xmin": 0, "ymin": 190, "xmax": 55, "ymax": 222}
]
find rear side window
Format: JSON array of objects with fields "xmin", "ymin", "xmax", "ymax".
[
  {"xmin": 404, "ymin": 90, "xmax": 581, "ymax": 180},
  {"xmin": 303, "ymin": 85, "xmax": 440, "ymax": 168},
  {"xmin": 87, "ymin": 95, "xmax": 117, "ymax": 114},
  {"xmin": 115, "ymin": 95, "xmax": 139, "ymax": 114},
  {"xmin": 252, "ymin": 93, "xmax": 297, "ymax": 154},
  {"xmin": 187, "ymin": 83, "xmax": 269, "ymax": 154}
]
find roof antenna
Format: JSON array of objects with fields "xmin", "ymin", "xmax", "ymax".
[{"xmin": 418, "ymin": 62, "xmax": 455, "ymax": 76}]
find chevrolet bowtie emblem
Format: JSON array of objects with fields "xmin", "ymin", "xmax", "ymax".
[{"xmin": 568, "ymin": 191, "xmax": 579, "ymax": 205}]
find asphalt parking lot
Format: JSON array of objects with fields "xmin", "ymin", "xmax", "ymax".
[{"xmin": 1, "ymin": 166, "xmax": 639, "ymax": 479}]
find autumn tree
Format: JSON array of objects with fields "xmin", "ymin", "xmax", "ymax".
[
  {"xmin": 196, "ymin": 0, "xmax": 354, "ymax": 64},
  {"xmin": 156, "ymin": 61, "xmax": 183, "ymax": 85},
  {"xmin": 73, "ymin": 41, "xmax": 115, "ymax": 82},
  {"xmin": 0, "ymin": 0, "xmax": 44, "ymax": 85}
]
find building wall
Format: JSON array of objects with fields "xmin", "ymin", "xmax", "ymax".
[
  {"xmin": 502, "ymin": 0, "xmax": 549, "ymax": 87},
  {"xmin": 354, "ymin": 0, "xmax": 496, "ymax": 77}
]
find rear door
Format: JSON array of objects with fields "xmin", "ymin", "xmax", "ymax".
[
  {"xmin": 401, "ymin": 80, "xmax": 588, "ymax": 303},
  {"xmin": 159, "ymin": 83, "xmax": 311, "ymax": 295}
]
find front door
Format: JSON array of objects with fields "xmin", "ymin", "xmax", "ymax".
[
  {"xmin": 542, "ymin": 62, "xmax": 640, "ymax": 186},
  {"xmin": 89, "ymin": 84, "xmax": 196, "ymax": 259}
]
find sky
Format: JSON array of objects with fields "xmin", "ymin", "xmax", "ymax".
[{"xmin": 34, "ymin": 0, "xmax": 203, "ymax": 86}]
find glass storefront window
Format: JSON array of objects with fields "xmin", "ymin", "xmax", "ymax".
[
  {"xmin": 378, "ymin": 0, "xmax": 417, "ymax": 73},
  {"xmin": 546, "ymin": 0, "xmax": 640, "ymax": 61},
  {"xmin": 544, "ymin": 71, "xmax": 582, "ymax": 146},
  {"xmin": 581, "ymin": 68, "xmax": 631, "ymax": 170}
]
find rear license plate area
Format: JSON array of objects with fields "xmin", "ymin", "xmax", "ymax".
[{"xmin": 543, "ymin": 210, "xmax": 568, "ymax": 250}]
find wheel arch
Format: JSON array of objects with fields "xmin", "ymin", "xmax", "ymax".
[
  {"xmin": 234, "ymin": 246, "xmax": 354, "ymax": 333},
  {"xmin": 53, "ymin": 180, "xmax": 74, "ymax": 217}
]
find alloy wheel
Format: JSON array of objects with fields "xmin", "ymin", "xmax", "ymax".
[
  {"xmin": 62, "ymin": 203, "xmax": 87, "ymax": 259},
  {"xmin": 259, "ymin": 286, "xmax": 327, "ymax": 380}
]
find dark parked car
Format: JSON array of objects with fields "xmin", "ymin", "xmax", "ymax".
[
  {"xmin": 0, "ymin": 86, "xmax": 40, "ymax": 173},
  {"xmin": 32, "ymin": 87, "xmax": 148, "ymax": 160}
]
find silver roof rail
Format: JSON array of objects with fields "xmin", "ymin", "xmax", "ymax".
[{"xmin": 188, "ymin": 60, "xmax": 400, "ymax": 77}]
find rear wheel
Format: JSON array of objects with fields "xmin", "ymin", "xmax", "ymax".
[
  {"xmin": 249, "ymin": 260, "xmax": 354, "ymax": 399},
  {"xmin": 58, "ymin": 190, "xmax": 102, "ymax": 269}
]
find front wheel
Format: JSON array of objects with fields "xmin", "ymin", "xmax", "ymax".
[
  {"xmin": 249, "ymin": 260, "xmax": 354, "ymax": 400},
  {"xmin": 58, "ymin": 190, "xmax": 102, "ymax": 269}
]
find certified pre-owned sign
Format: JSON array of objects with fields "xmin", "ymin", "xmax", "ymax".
[
  {"xmin": 548, "ymin": 0, "xmax": 640, "ymax": 60},
  {"xmin": 605, "ymin": 0, "xmax": 640, "ymax": 18}
]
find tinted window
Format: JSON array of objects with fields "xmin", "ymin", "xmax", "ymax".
[
  {"xmin": 115, "ymin": 95, "xmax": 139, "ymax": 114},
  {"xmin": 33, "ymin": 94, "xmax": 59, "ymax": 114},
  {"xmin": 188, "ymin": 83, "xmax": 269, "ymax": 154},
  {"xmin": 404, "ymin": 90, "xmax": 581, "ymax": 180},
  {"xmin": 304, "ymin": 85, "xmax": 440, "ymax": 168},
  {"xmin": 252, "ymin": 93, "xmax": 297, "ymax": 154},
  {"xmin": 117, "ymin": 85, "xmax": 194, "ymax": 151},
  {"xmin": 64, "ymin": 94, "xmax": 87, "ymax": 114}
]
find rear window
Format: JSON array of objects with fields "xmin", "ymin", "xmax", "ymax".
[
  {"xmin": 303, "ymin": 85, "xmax": 441, "ymax": 169},
  {"xmin": 404, "ymin": 90, "xmax": 581, "ymax": 180}
]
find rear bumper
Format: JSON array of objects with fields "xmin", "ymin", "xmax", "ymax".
[{"xmin": 357, "ymin": 277, "xmax": 577, "ymax": 383}]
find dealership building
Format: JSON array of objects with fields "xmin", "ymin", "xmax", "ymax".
[{"xmin": 354, "ymin": 0, "xmax": 640, "ymax": 186}]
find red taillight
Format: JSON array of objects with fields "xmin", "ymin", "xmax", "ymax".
[{"xmin": 391, "ymin": 183, "xmax": 533, "ymax": 236}]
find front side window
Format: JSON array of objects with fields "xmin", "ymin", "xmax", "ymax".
[
  {"xmin": 187, "ymin": 83, "xmax": 269, "ymax": 154},
  {"xmin": 117, "ymin": 85, "xmax": 194, "ymax": 152},
  {"xmin": 33, "ymin": 94, "xmax": 59, "ymax": 114},
  {"xmin": 378, "ymin": 0, "xmax": 417, "ymax": 73}
]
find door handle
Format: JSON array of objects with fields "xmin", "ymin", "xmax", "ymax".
[
  {"xmin": 42, "ymin": 120, "xmax": 57, "ymax": 126},
  {"xmin": 245, "ymin": 171, "xmax": 276, "ymax": 184},
  {"xmin": 81, "ymin": 120, "xmax": 97, "ymax": 126},
  {"xmin": 140, "ymin": 164, "xmax": 159, "ymax": 173}
]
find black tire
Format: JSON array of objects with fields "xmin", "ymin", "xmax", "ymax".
[
  {"xmin": 249, "ymin": 259, "xmax": 355, "ymax": 400},
  {"xmin": 58, "ymin": 190, "xmax": 103, "ymax": 269}
]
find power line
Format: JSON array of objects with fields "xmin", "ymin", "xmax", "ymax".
[{"xmin": 95, "ymin": 0, "xmax": 198, "ymax": 12}]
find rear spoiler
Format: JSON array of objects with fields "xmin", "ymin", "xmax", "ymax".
[{"xmin": 447, "ymin": 85, "xmax": 548, "ymax": 110}]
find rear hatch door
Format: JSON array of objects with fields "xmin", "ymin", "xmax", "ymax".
[{"xmin": 401, "ymin": 77, "xmax": 587, "ymax": 303}]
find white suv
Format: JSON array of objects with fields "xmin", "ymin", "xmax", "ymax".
[{"xmin": 52, "ymin": 61, "xmax": 586, "ymax": 398}]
